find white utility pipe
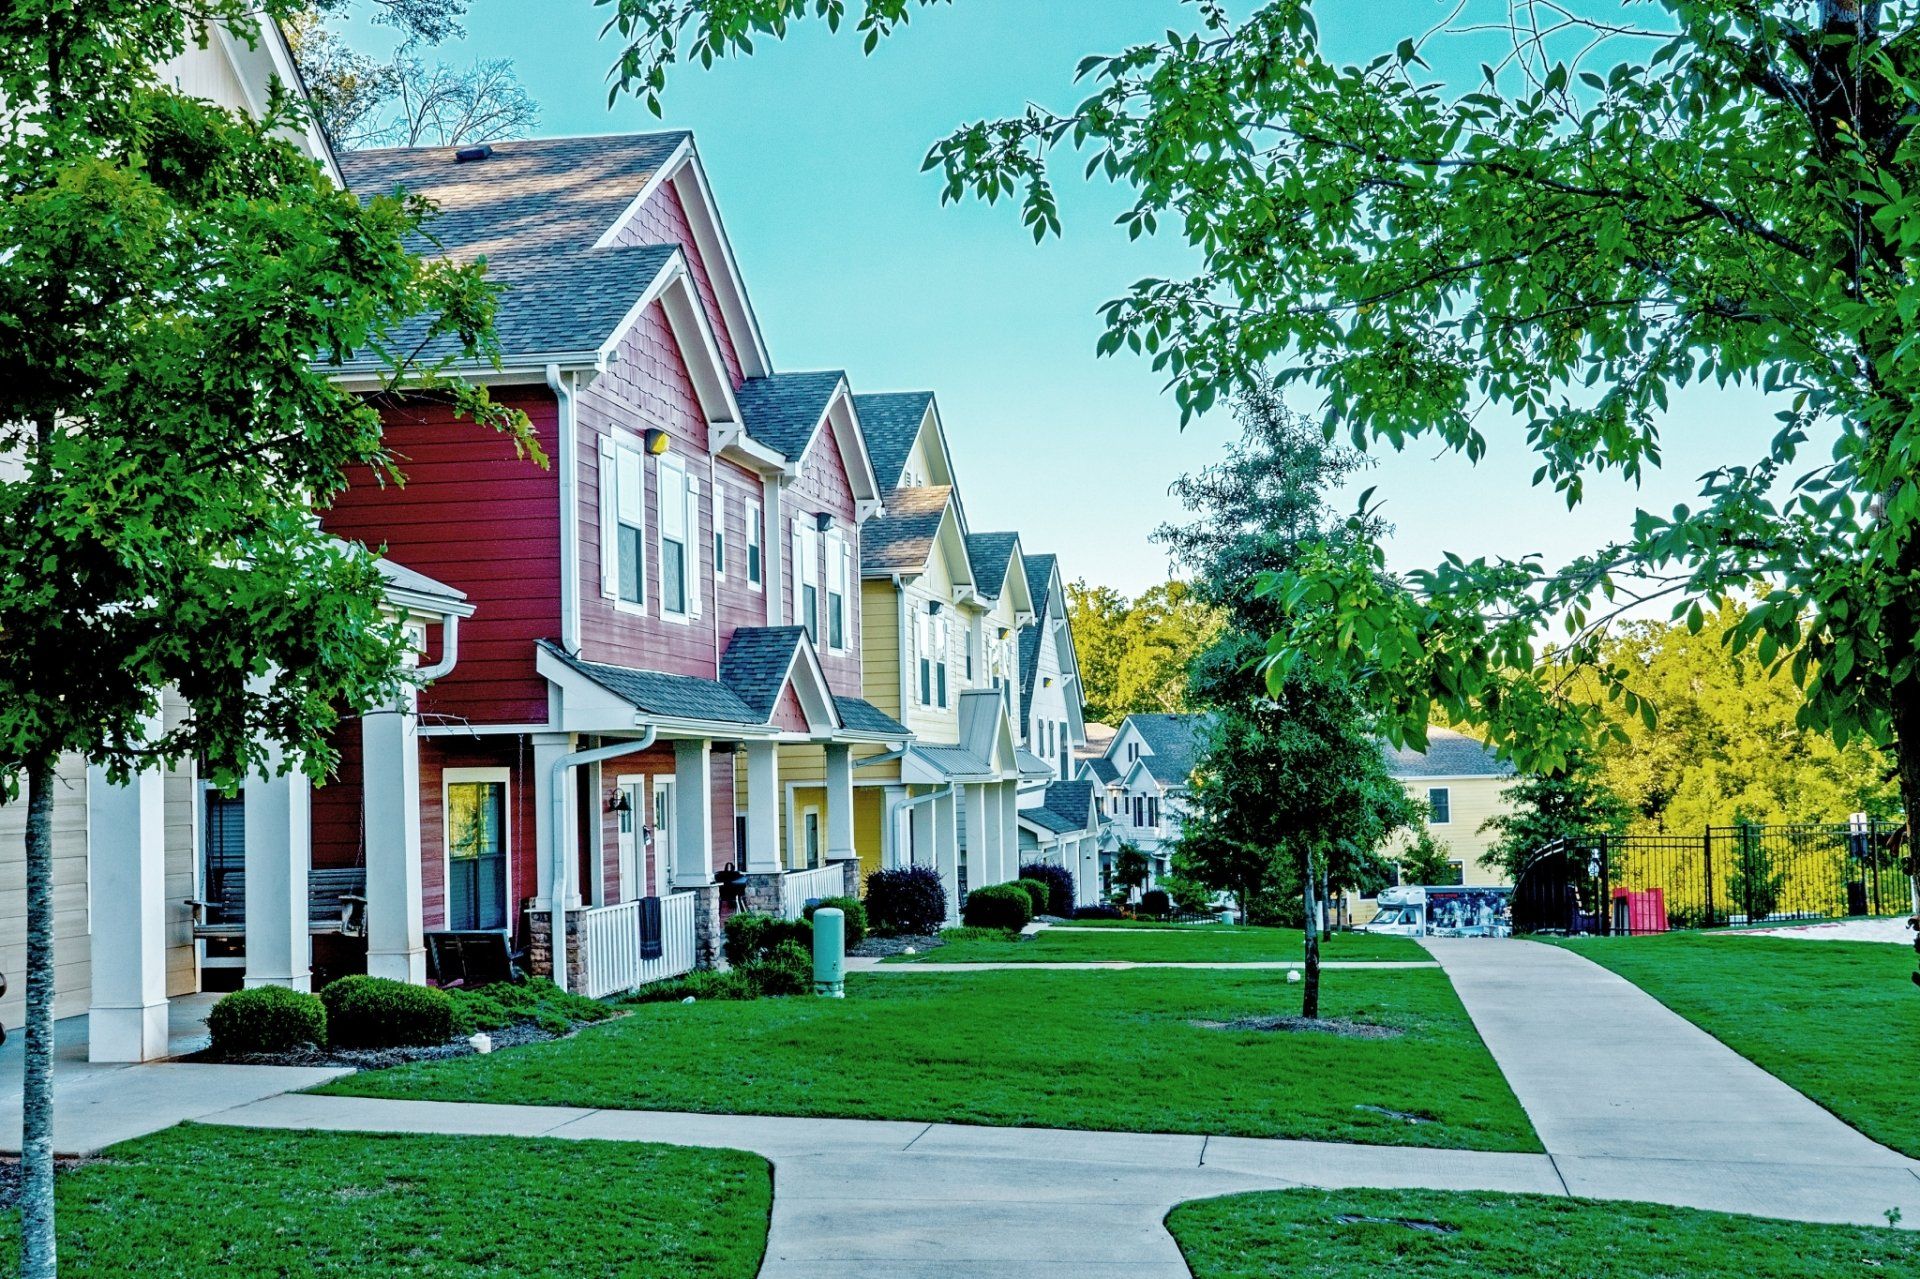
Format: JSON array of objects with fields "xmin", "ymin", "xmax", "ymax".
[
  {"xmin": 546, "ymin": 364, "xmax": 581, "ymax": 653},
  {"xmin": 548, "ymin": 729, "xmax": 658, "ymax": 992}
]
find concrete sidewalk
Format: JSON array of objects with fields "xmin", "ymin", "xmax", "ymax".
[
  {"xmin": 851, "ymin": 958, "xmax": 1438, "ymax": 972},
  {"xmin": 1425, "ymin": 937, "xmax": 1920, "ymax": 1223}
]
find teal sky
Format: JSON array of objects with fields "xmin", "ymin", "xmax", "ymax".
[{"xmin": 346, "ymin": 0, "xmax": 1785, "ymax": 598}]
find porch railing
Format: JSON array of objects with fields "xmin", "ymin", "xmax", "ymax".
[
  {"xmin": 779, "ymin": 864, "xmax": 848, "ymax": 920},
  {"xmin": 578, "ymin": 891, "xmax": 698, "ymax": 998}
]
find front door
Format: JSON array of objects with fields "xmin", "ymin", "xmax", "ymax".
[
  {"xmin": 652, "ymin": 779, "xmax": 674, "ymax": 894},
  {"xmin": 616, "ymin": 776, "xmax": 644, "ymax": 901},
  {"xmin": 447, "ymin": 779, "xmax": 507, "ymax": 931}
]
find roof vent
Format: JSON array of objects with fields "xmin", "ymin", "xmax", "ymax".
[{"xmin": 454, "ymin": 144, "xmax": 495, "ymax": 164}]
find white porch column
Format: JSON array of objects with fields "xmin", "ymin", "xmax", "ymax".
[
  {"xmin": 86, "ymin": 749, "xmax": 168, "ymax": 1063},
  {"xmin": 531, "ymin": 732, "xmax": 576, "ymax": 908},
  {"xmin": 991, "ymin": 783, "xmax": 1013, "ymax": 885},
  {"xmin": 744, "ymin": 741, "xmax": 781, "ymax": 874},
  {"xmin": 824, "ymin": 743, "xmax": 856, "ymax": 864},
  {"xmin": 1078, "ymin": 836, "xmax": 1099, "ymax": 908},
  {"xmin": 934, "ymin": 788, "xmax": 960, "ymax": 919},
  {"xmin": 243, "ymin": 746, "xmax": 312, "ymax": 992},
  {"xmin": 907, "ymin": 790, "xmax": 933, "ymax": 871},
  {"xmin": 674, "ymin": 739, "xmax": 715, "ymax": 889},
  {"xmin": 362, "ymin": 689, "xmax": 425, "ymax": 984},
  {"xmin": 962, "ymin": 783, "xmax": 990, "ymax": 891}
]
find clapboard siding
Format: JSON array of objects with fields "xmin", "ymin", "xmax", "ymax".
[
  {"xmin": 617, "ymin": 180, "xmax": 745, "ymax": 388},
  {"xmin": 0, "ymin": 756, "xmax": 93, "ymax": 1029},
  {"xmin": 785, "ymin": 423, "xmax": 863, "ymax": 697},
  {"xmin": 323, "ymin": 387, "xmax": 561, "ymax": 726}
]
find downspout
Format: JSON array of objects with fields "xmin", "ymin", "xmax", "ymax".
[
  {"xmin": 546, "ymin": 364, "xmax": 581, "ymax": 653},
  {"xmin": 415, "ymin": 613, "xmax": 462, "ymax": 682},
  {"xmin": 548, "ymin": 728, "xmax": 659, "ymax": 992}
]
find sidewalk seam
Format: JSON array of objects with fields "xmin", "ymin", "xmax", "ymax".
[
  {"xmin": 901, "ymin": 1122, "xmax": 935, "ymax": 1151},
  {"xmin": 1547, "ymin": 1153, "xmax": 1573, "ymax": 1197}
]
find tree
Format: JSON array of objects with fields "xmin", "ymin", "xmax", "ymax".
[
  {"xmin": 1112, "ymin": 845, "xmax": 1150, "ymax": 900},
  {"xmin": 288, "ymin": 0, "xmax": 537, "ymax": 148},
  {"xmin": 1396, "ymin": 823, "xmax": 1459, "ymax": 888},
  {"xmin": 1066, "ymin": 578, "xmax": 1221, "ymax": 724},
  {"xmin": 603, "ymin": 0, "xmax": 1920, "ymax": 988},
  {"xmin": 0, "ymin": 7, "xmax": 531, "ymax": 1272},
  {"xmin": 1480, "ymin": 758, "xmax": 1633, "ymax": 886}
]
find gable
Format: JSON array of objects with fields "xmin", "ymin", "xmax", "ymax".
[{"xmin": 619, "ymin": 178, "xmax": 748, "ymax": 386}]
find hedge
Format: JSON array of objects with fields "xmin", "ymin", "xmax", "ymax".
[
  {"xmin": 1017, "ymin": 862, "xmax": 1077, "ymax": 917},
  {"xmin": 1014, "ymin": 878, "xmax": 1051, "ymax": 918},
  {"xmin": 207, "ymin": 986, "xmax": 327, "ymax": 1055},
  {"xmin": 803, "ymin": 895, "xmax": 868, "ymax": 950},
  {"xmin": 723, "ymin": 912, "xmax": 813, "ymax": 968},
  {"xmin": 961, "ymin": 882, "xmax": 1033, "ymax": 931},
  {"xmin": 864, "ymin": 865, "xmax": 948, "ymax": 935},
  {"xmin": 321, "ymin": 974, "xmax": 454, "ymax": 1049}
]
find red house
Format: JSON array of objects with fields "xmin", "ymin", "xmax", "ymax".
[{"xmin": 321, "ymin": 133, "xmax": 906, "ymax": 994}]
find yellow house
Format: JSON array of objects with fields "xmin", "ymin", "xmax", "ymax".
[
  {"xmin": 1380, "ymin": 727, "xmax": 1518, "ymax": 889},
  {"xmin": 848, "ymin": 392, "xmax": 1043, "ymax": 916}
]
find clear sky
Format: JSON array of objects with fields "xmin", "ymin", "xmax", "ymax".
[{"xmin": 344, "ymin": 0, "xmax": 1789, "ymax": 598}]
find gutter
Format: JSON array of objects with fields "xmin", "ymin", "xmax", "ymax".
[
  {"xmin": 547, "ymin": 364, "xmax": 581, "ymax": 653},
  {"xmin": 548, "ymin": 728, "xmax": 659, "ymax": 993},
  {"xmin": 415, "ymin": 613, "xmax": 463, "ymax": 682}
]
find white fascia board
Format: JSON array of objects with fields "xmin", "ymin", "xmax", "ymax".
[
  {"xmin": 328, "ymin": 358, "xmax": 603, "ymax": 393},
  {"xmin": 216, "ymin": 17, "xmax": 342, "ymax": 186},
  {"xmin": 670, "ymin": 150, "xmax": 772, "ymax": 378},
  {"xmin": 592, "ymin": 135, "xmax": 694, "ymax": 250}
]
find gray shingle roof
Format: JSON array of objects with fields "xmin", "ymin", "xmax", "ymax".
[
  {"xmin": 965, "ymin": 533, "xmax": 1018, "ymax": 599},
  {"xmin": 1042, "ymin": 780, "xmax": 1097, "ymax": 833},
  {"xmin": 339, "ymin": 133, "xmax": 689, "ymax": 261},
  {"xmin": 718, "ymin": 627, "xmax": 805, "ymax": 722},
  {"xmin": 854, "ymin": 391, "xmax": 933, "ymax": 491},
  {"xmin": 835, "ymin": 696, "xmax": 908, "ymax": 737},
  {"xmin": 1127, "ymin": 713, "xmax": 1215, "ymax": 789},
  {"xmin": 1022, "ymin": 806, "xmax": 1080, "ymax": 835},
  {"xmin": 863, "ymin": 486, "xmax": 952, "ymax": 575},
  {"xmin": 1382, "ymin": 727, "xmax": 1514, "ymax": 779},
  {"xmin": 1083, "ymin": 757, "xmax": 1120, "ymax": 786},
  {"xmin": 736, "ymin": 371, "xmax": 846, "ymax": 460},
  {"xmin": 540, "ymin": 642, "xmax": 761, "ymax": 725}
]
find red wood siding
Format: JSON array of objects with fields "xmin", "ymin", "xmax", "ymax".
[
  {"xmin": 416, "ymin": 735, "xmax": 529, "ymax": 939},
  {"xmin": 614, "ymin": 181, "xmax": 745, "ymax": 389},
  {"xmin": 311, "ymin": 718, "xmax": 363, "ymax": 873},
  {"xmin": 784, "ymin": 423, "xmax": 864, "ymax": 697},
  {"xmin": 714, "ymin": 459, "xmax": 772, "ymax": 646},
  {"xmin": 323, "ymin": 388, "xmax": 561, "ymax": 726}
]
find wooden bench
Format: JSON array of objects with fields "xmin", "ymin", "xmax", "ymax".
[{"xmin": 185, "ymin": 867, "xmax": 368, "ymax": 940}]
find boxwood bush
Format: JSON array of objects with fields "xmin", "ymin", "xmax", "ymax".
[
  {"xmin": 1017, "ymin": 862, "xmax": 1077, "ymax": 917},
  {"xmin": 723, "ymin": 912, "xmax": 813, "ymax": 967},
  {"xmin": 961, "ymin": 882, "xmax": 1033, "ymax": 931},
  {"xmin": 321, "ymin": 974, "xmax": 454, "ymax": 1049},
  {"xmin": 864, "ymin": 865, "xmax": 948, "ymax": 935},
  {"xmin": 207, "ymin": 985, "xmax": 327, "ymax": 1055},
  {"xmin": 803, "ymin": 895, "xmax": 867, "ymax": 950},
  {"xmin": 740, "ymin": 939, "xmax": 812, "ymax": 997},
  {"xmin": 1140, "ymin": 888, "xmax": 1172, "ymax": 917},
  {"xmin": 1014, "ymin": 878, "xmax": 1052, "ymax": 917}
]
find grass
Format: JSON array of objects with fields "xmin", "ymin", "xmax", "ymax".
[
  {"xmin": 1549, "ymin": 931, "xmax": 1920, "ymax": 1157},
  {"xmin": 0, "ymin": 1124, "xmax": 769, "ymax": 1277},
  {"xmin": 888, "ymin": 923, "xmax": 1424, "ymax": 963},
  {"xmin": 1168, "ymin": 1188, "xmax": 1917, "ymax": 1278},
  {"xmin": 319, "ymin": 969, "xmax": 1539, "ymax": 1151}
]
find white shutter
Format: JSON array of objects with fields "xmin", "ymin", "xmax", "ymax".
[
  {"xmin": 595, "ymin": 434, "xmax": 618, "ymax": 599},
  {"xmin": 791, "ymin": 523, "xmax": 805, "ymax": 622},
  {"xmin": 686, "ymin": 473, "xmax": 703, "ymax": 617}
]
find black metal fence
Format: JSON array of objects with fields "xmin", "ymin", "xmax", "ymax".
[{"xmin": 1514, "ymin": 820, "xmax": 1912, "ymax": 936}]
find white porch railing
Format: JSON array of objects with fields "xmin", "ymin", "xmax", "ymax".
[
  {"xmin": 779, "ymin": 864, "xmax": 848, "ymax": 920},
  {"xmin": 578, "ymin": 891, "xmax": 697, "ymax": 998}
]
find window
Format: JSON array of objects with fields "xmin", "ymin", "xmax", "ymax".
[
  {"xmin": 935, "ymin": 613, "xmax": 949, "ymax": 708},
  {"xmin": 445, "ymin": 774, "xmax": 508, "ymax": 931},
  {"xmin": 794, "ymin": 520, "xmax": 821, "ymax": 642},
  {"xmin": 1058, "ymin": 721, "xmax": 1070, "ymax": 779},
  {"xmin": 917, "ymin": 611, "xmax": 933, "ymax": 705},
  {"xmin": 1147, "ymin": 796, "xmax": 1160, "ymax": 828},
  {"xmin": 599, "ymin": 437, "xmax": 647, "ymax": 607},
  {"xmin": 713, "ymin": 483, "xmax": 728, "ymax": 581},
  {"xmin": 803, "ymin": 808, "xmax": 822, "ymax": 870},
  {"xmin": 745, "ymin": 497, "xmax": 764, "ymax": 587},
  {"xmin": 914, "ymin": 606, "xmax": 950, "ymax": 708},
  {"xmin": 1127, "ymin": 742, "xmax": 1140, "ymax": 763},
  {"xmin": 1442, "ymin": 860, "xmax": 1466, "ymax": 886},
  {"xmin": 964, "ymin": 623, "xmax": 976, "ymax": 680},
  {"xmin": 1427, "ymin": 786, "xmax": 1452, "ymax": 825},
  {"xmin": 1132, "ymin": 796, "xmax": 1145, "ymax": 827},
  {"xmin": 658, "ymin": 457, "xmax": 690, "ymax": 617},
  {"xmin": 825, "ymin": 526, "xmax": 847, "ymax": 650}
]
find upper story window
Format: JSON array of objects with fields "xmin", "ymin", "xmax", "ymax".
[
  {"xmin": 1058, "ymin": 720, "xmax": 1070, "ymax": 779},
  {"xmin": 915, "ymin": 606, "xmax": 950, "ymax": 709},
  {"xmin": 1427, "ymin": 786, "xmax": 1451, "ymax": 825},
  {"xmin": 599, "ymin": 436, "xmax": 647, "ymax": 608},
  {"xmin": 657, "ymin": 456, "xmax": 697, "ymax": 620},
  {"xmin": 745, "ymin": 497, "xmax": 764, "ymax": 588},
  {"xmin": 1127, "ymin": 742, "xmax": 1140, "ymax": 763},
  {"xmin": 794, "ymin": 520, "xmax": 822, "ymax": 643},
  {"xmin": 824, "ymin": 526, "xmax": 848, "ymax": 651},
  {"xmin": 713, "ymin": 484, "xmax": 728, "ymax": 581}
]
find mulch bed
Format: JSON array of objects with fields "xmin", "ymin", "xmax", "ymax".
[
  {"xmin": 1190, "ymin": 1016, "xmax": 1406, "ymax": 1040},
  {"xmin": 183, "ymin": 1019, "xmax": 567, "ymax": 1071},
  {"xmin": 0, "ymin": 1156, "xmax": 97, "ymax": 1210}
]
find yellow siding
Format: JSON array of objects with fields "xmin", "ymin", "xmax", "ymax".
[
  {"xmin": 855, "ymin": 788, "xmax": 885, "ymax": 877},
  {"xmin": 0, "ymin": 755, "xmax": 94, "ymax": 1029},
  {"xmin": 861, "ymin": 580, "xmax": 902, "ymax": 718}
]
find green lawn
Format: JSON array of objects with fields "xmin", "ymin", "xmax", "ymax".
[
  {"xmin": 890, "ymin": 924, "xmax": 1423, "ymax": 963},
  {"xmin": 320, "ymin": 969, "xmax": 1539, "ymax": 1151},
  {"xmin": 0, "ymin": 1124, "xmax": 769, "ymax": 1277},
  {"xmin": 1168, "ymin": 1188, "xmax": 1917, "ymax": 1278},
  {"xmin": 1551, "ymin": 932, "xmax": 1920, "ymax": 1156}
]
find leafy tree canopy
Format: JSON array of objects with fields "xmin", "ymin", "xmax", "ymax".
[
  {"xmin": 1479, "ymin": 759, "xmax": 1634, "ymax": 884},
  {"xmin": 1067, "ymin": 577, "xmax": 1222, "ymax": 724}
]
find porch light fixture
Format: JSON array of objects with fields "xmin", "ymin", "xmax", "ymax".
[
  {"xmin": 814, "ymin": 510, "xmax": 834, "ymax": 532},
  {"xmin": 927, "ymin": 601, "xmax": 943, "ymax": 616},
  {"xmin": 996, "ymin": 626, "xmax": 1011, "ymax": 640},
  {"xmin": 608, "ymin": 790, "xmax": 632, "ymax": 814},
  {"xmin": 643, "ymin": 427, "xmax": 671, "ymax": 455}
]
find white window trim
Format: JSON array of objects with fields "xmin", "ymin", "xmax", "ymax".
[
  {"xmin": 824, "ymin": 524, "xmax": 848, "ymax": 653},
  {"xmin": 1427, "ymin": 786, "xmax": 1452, "ymax": 825},
  {"xmin": 609, "ymin": 435, "xmax": 649, "ymax": 616},
  {"xmin": 441, "ymin": 766, "xmax": 512, "ymax": 932},
  {"xmin": 657, "ymin": 455, "xmax": 693, "ymax": 624},
  {"xmin": 745, "ymin": 496, "xmax": 764, "ymax": 592},
  {"xmin": 713, "ymin": 482, "xmax": 728, "ymax": 582}
]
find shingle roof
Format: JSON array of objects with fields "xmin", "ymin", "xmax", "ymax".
[
  {"xmin": 835, "ymin": 697, "xmax": 908, "ymax": 737},
  {"xmin": 1042, "ymin": 780, "xmax": 1097, "ymax": 832},
  {"xmin": 1016, "ymin": 553, "xmax": 1058, "ymax": 723},
  {"xmin": 329, "ymin": 243, "xmax": 679, "ymax": 372},
  {"xmin": 1126, "ymin": 713, "xmax": 1215, "ymax": 789},
  {"xmin": 854, "ymin": 391, "xmax": 934, "ymax": 491},
  {"xmin": 540, "ymin": 642, "xmax": 761, "ymax": 725},
  {"xmin": 1083, "ymin": 757, "xmax": 1120, "ymax": 786},
  {"xmin": 965, "ymin": 533, "xmax": 1018, "ymax": 599},
  {"xmin": 1022, "ymin": 806, "xmax": 1081, "ymax": 835},
  {"xmin": 718, "ymin": 627, "xmax": 805, "ymax": 722},
  {"xmin": 863, "ymin": 486, "xmax": 952, "ymax": 575},
  {"xmin": 339, "ymin": 133, "xmax": 689, "ymax": 260},
  {"xmin": 735, "ymin": 371, "xmax": 846, "ymax": 460},
  {"xmin": 1382, "ymin": 727, "xmax": 1515, "ymax": 779}
]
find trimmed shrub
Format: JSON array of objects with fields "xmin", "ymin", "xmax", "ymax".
[
  {"xmin": 1014, "ymin": 878, "xmax": 1051, "ymax": 918},
  {"xmin": 741, "ymin": 939, "xmax": 812, "ymax": 997},
  {"xmin": 624, "ymin": 969, "xmax": 757, "ymax": 1003},
  {"xmin": 1072, "ymin": 904, "xmax": 1124, "ymax": 921},
  {"xmin": 864, "ymin": 865, "xmax": 948, "ymax": 935},
  {"xmin": 1140, "ymin": 889, "xmax": 1173, "ymax": 917},
  {"xmin": 1018, "ymin": 862, "xmax": 1076, "ymax": 917},
  {"xmin": 207, "ymin": 985, "xmax": 327, "ymax": 1055},
  {"xmin": 322, "ymin": 974, "xmax": 454, "ymax": 1049},
  {"xmin": 723, "ymin": 912, "xmax": 813, "ymax": 968},
  {"xmin": 803, "ymin": 895, "xmax": 868, "ymax": 951},
  {"xmin": 962, "ymin": 882, "xmax": 1033, "ymax": 931},
  {"xmin": 447, "ymin": 978, "xmax": 614, "ymax": 1037}
]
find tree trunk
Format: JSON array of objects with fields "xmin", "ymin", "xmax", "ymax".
[
  {"xmin": 21, "ymin": 756, "xmax": 58, "ymax": 1278},
  {"xmin": 1890, "ymin": 696, "xmax": 1920, "ymax": 960},
  {"xmin": 1301, "ymin": 858, "xmax": 1321, "ymax": 1019}
]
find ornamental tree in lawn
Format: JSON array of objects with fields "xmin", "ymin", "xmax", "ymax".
[
  {"xmin": 0, "ymin": 5, "xmax": 532, "ymax": 1274},
  {"xmin": 604, "ymin": 0, "xmax": 1920, "ymax": 986}
]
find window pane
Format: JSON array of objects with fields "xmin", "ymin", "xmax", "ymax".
[
  {"xmin": 618, "ymin": 525, "xmax": 644, "ymax": 603},
  {"xmin": 1428, "ymin": 787, "xmax": 1451, "ymax": 824},
  {"xmin": 748, "ymin": 541, "xmax": 762, "ymax": 583},
  {"xmin": 803, "ymin": 585, "xmax": 819, "ymax": 642},
  {"xmin": 829, "ymin": 591, "xmax": 844, "ymax": 648},
  {"xmin": 663, "ymin": 538, "xmax": 686, "ymax": 614}
]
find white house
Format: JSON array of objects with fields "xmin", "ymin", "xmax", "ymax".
[{"xmin": 1082, "ymin": 712, "xmax": 1213, "ymax": 896}]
